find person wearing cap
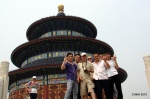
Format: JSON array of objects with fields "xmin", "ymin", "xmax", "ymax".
[
  {"xmin": 24, "ymin": 76, "xmax": 40, "ymax": 99},
  {"xmin": 77, "ymin": 52, "xmax": 96, "ymax": 99},
  {"xmin": 87, "ymin": 55, "xmax": 93, "ymax": 99},
  {"xmin": 61, "ymin": 53, "xmax": 78, "ymax": 99}
]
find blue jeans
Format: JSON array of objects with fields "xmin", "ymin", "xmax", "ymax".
[{"xmin": 64, "ymin": 79, "xmax": 78, "ymax": 99}]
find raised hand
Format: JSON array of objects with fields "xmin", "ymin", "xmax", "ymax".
[
  {"xmin": 111, "ymin": 54, "xmax": 117, "ymax": 60},
  {"xmin": 28, "ymin": 89, "xmax": 31, "ymax": 93},
  {"xmin": 64, "ymin": 57, "xmax": 68, "ymax": 62},
  {"xmin": 79, "ymin": 76, "xmax": 84, "ymax": 81}
]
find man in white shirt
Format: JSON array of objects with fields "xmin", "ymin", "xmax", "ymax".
[{"xmin": 92, "ymin": 53, "xmax": 112, "ymax": 99}]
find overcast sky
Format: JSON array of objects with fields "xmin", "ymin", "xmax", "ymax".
[{"xmin": 0, "ymin": 0, "xmax": 150, "ymax": 99}]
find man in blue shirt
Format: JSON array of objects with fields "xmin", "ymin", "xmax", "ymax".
[{"xmin": 61, "ymin": 53, "xmax": 78, "ymax": 99}]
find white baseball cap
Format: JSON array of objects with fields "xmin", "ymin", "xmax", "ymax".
[
  {"xmin": 32, "ymin": 76, "xmax": 37, "ymax": 78},
  {"xmin": 81, "ymin": 52, "xmax": 87, "ymax": 56}
]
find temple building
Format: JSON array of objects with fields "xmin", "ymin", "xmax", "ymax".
[{"xmin": 8, "ymin": 5, "xmax": 127, "ymax": 99}]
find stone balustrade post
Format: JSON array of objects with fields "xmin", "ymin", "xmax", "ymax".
[
  {"xmin": 0, "ymin": 61, "xmax": 9, "ymax": 99},
  {"xmin": 143, "ymin": 55, "xmax": 150, "ymax": 90}
]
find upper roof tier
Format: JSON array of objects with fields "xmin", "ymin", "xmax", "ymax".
[{"xmin": 26, "ymin": 5, "xmax": 97, "ymax": 41}]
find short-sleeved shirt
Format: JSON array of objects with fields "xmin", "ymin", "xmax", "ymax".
[
  {"xmin": 107, "ymin": 59, "xmax": 118, "ymax": 77},
  {"xmin": 78, "ymin": 61, "xmax": 94, "ymax": 79},
  {"xmin": 92, "ymin": 60, "xmax": 108, "ymax": 80},
  {"xmin": 65, "ymin": 62, "xmax": 77, "ymax": 81},
  {"xmin": 27, "ymin": 81, "xmax": 40, "ymax": 93}
]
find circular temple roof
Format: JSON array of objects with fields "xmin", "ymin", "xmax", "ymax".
[
  {"xmin": 9, "ymin": 5, "xmax": 128, "ymax": 87},
  {"xmin": 11, "ymin": 36, "xmax": 114, "ymax": 68},
  {"xmin": 26, "ymin": 16, "xmax": 97, "ymax": 41},
  {"xmin": 9, "ymin": 5, "xmax": 128, "ymax": 89}
]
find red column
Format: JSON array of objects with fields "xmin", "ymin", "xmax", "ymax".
[
  {"xmin": 16, "ymin": 90, "xmax": 19, "ymax": 99},
  {"xmin": 43, "ymin": 85, "xmax": 48, "ymax": 99}
]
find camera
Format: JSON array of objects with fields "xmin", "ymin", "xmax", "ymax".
[{"xmin": 82, "ymin": 66, "xmax": 87, "ymax": 72}]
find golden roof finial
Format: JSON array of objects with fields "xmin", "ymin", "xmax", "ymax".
[{"xmin": 58, "ymin": 4, "xmax": 64, "ymax": 13}]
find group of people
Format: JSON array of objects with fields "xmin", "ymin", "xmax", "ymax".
[
  {"xmin": 23, "ymin": 52, "xmax": 123, "ymax": 99},
  {"xmin": 61, "ymin": 52, "xmax": 123, "ymax": 99}
]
